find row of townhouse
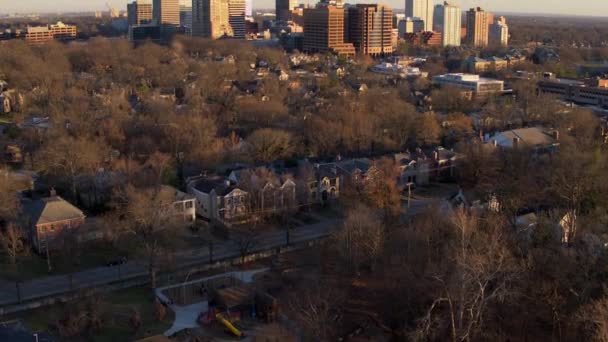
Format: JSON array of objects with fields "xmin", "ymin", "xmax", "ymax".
[{"xmin": 185, "ymin": 148, "xmax": 461, "ymax": 225}]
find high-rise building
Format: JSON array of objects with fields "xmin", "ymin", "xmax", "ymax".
[
  {"xmin": 346, "ymin": 4, "xmax": 393, "ymax": 56},
  {"xmin": 405, "ymin": 0, "xmax": 433, "ymax": 32},
  {"xmin": 435, "ymin": 2, "xmax": 460, "ymax": 47},
  {"xmin": 246, "ymin": 0, "xmax": 252, "ymax": 16},
  {"xmin": 228, "ymin": 0, "xmax": 246, "ymax": 38},
  {"xmin": 466, "ymin": 7, "xmax": 490, "ymax": 47},
  {"xmin": 489, "ymin": 16, "xmax": 509, "ymax": 47},
  {"xmin": 393, "ymin": 13, "xmax": 405, "ymax": 28},
  {"xmin": 128, "ymin": 1, "xmax": 153, "ymax": 26},
  {"xmin": 153, "ymin": 0, "xmax": 180, "ymax": 26},
  {"xmin": 398, "ymin": 16, "xmax": 424, "ymax": 37},
  {"xmin": 192, "ymin": 0, "xmax": 245, "ymax": 39},
  {"xmin": 276, "ymin": 0, "xmax": 298, "ymax": 22},
  {"xmin": 179, "ymin": 0, "xmax": 193, "ymax": 31},
  {"xmin": 303, "ymin": 5, "xmax": 355, "ymax": 56}
]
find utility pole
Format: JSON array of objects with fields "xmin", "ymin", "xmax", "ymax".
[{"xmin": 45, "ymin": 230, "xmax": 52, "ymax": 273}]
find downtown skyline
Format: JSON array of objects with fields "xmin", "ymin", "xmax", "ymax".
[{"xmin": 1, "ymin": 0, "xmax": 608, "ymax": 17}]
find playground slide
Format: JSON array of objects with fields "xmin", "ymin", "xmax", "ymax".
[{"xmin": 216, "ymin": 313, "xmax": 244, "ymax": 337}]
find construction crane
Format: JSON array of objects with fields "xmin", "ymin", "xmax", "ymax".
[{"xmin": 105, "ymin": 2, "xmax": 119, "ymax": 18}]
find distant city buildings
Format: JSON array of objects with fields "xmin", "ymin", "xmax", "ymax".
[
  {"xmin": 490, "ymin": 16, "xmax": 509, "ymax": 47},
  {"xmin": 466, "ymin": 7, "xmax": 490, "ymax": 47},
  {"xmin": 432, "ymin": 73, "xmax": 504, "ymax": 95},
  {"xmin": 192, "ymin": 0, "xmax": 245, "ymax": 39},
  {"xmin": 405, "ymin": 0, "xmax": 433, "ymax": 32},
  {"xmin": 434, "ymin": 1, "xmax": 460, "ymax": 47},
  {"xmin": 276, "ymin": 0, "xmax": 299, "ymax": 22},
  {"xmin": 303, "ymin": 5, "xmax": 355, "ymax": 56},
  {"xmin": 127, "ymin": 0, "xmax": 153, "ymax": 26},
  {"xmin": 179, "ymin": 0, "xmax": 193, "ymax": 32},
  {"xmin": 398, "ymin": 17, "xmax": 424, "ymax": 37},
  {"xmin": 346, "ymin": 4, "xmax": 393, "ymax": 56},
  {"xmin": 24, "ymin": 22, "xmax": 77, "ymax": 45},
  {"xmin": 153, "ymin": 0, "xmax": 180, "ymax": 26}
]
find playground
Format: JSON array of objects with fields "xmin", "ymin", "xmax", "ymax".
[{"xmin": 156, "ymin": 267, "xmax": 293, "ymax": 340}]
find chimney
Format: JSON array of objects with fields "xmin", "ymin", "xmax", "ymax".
[
  {"xmin": 513, "ymin": 137, "xmax": 520, "ymax": 148},
  {"xmin": 552, "ymin": 130, "xmax": 559, "ymax": 141},
  {"xmin": 479, "ymin": 130, "xmax": 484, "ymax": 142},
  {"xmin": 493, "ymin": 140, "xmax": 498, "ymax": 147},
  {"xmin": 433, "ymin": 151, "xmax": 439, "ymax": 161},
  {"xmin": 49, "ymin": 187, "xmax": 57, "ymax": 197}
]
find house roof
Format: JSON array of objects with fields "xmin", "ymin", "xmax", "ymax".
[
  {"xmin": 488, "ymin": 127, "xmax": 557, "ymax": 148},
  {"xmin": 22, "ymin": 196, "xmax": 85, "ymax": 226},
  {"xmin": 336, "ymin": 158, "xmax": 372, "ymax": 175},
  {"xmin": 191, "ymin": 176, "xmax": 239, "ymax": 196},
  {"xmin": 160, "ymin": 185, "xmax": 194, "ymax": 202}
]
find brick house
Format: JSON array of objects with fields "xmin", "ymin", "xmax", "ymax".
[{"xmin": 22, "ymin": 194, "xmax": 86, "ymax": 253}]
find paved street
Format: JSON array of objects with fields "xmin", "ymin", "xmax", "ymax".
[
  {"xmin": 0, "ymin": 219, "xmax": 340, "ymax": 308},
  {"xmin": 0, "ymin": 190, "xmax": 445, "ymax": 309}
]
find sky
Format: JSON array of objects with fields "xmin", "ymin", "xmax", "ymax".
[{"xmin": 1, "ymin": 0, "xmax": 608, "ymax": 17}]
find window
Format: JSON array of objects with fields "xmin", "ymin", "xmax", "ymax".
[
  {"xmin": 185, "ymin": 201, "xmax": 193, "ymax": 209},
  {"xmin": 50, "ymin": 225, "xmax": 55, "ymax": 232}
]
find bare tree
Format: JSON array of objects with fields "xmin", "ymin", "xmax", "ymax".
[
  {"xmin": 37, "ymin": 135, "xmax": 109, "ymax": 199},
  {"xmin": 417, "ymin": 210, "xmax": 519, "ymax": 342},
  {"xmin": 0, "ymin": 224, "xmax": 25, "ymax": 265},
  {"xmin": 334, "ymin": 204, "xmax": 385, "ymax": 274},
  {"xmin": 114, "ymin": 186, "xmax": 180, "ymax": 288},
  {"xmin": 246, "ymin": 128, "xmax": 294, "ymax": 163}
]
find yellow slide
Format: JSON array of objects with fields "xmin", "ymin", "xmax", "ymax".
[{"xmin": 216, "ymin": 313, "xmax": 244, "ymax": 337}]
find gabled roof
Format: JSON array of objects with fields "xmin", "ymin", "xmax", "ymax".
[
  {"xmin": 22, "ymin": 196, "xmax": 85, "ymax": 226},
  {"xmin": 336, "ymin": 158, "xmax": 373, "ymax": 175}
]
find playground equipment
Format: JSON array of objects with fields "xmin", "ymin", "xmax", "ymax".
[{"xmin": 216, "ymin": 313, "xmax": 244, "ymax": 338}]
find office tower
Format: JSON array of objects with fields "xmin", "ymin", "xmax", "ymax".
[
  {"xmin": 193, "ymin": 0, "xmax": 245, "ymax": 39},
  {"xmin": 405, "ymin": 0, "xmax": 433, "ymax": 32},
  {"xmin": 153, "ymin": 0, "xmax": 180, "ymax": 26},
  {"xmin": 490, "ymin": 16, "xmax": 509, "ymax": 47},
  {"xmin": 128, "ymin": 1, "xmax": 153, "ymax": 26},
  {"xmin": 228, "ymin": 0, "xmax": 246, "ymax": 38},
  {"xmin": 346, "ymin": 4, "xmax": 393, "ymax": 56},
  {"xmin": 439, "ymin": 1, "xmax": 462, "ymax": 46},
  {"xmin": 432, "ymin": 3, "xmax": 442, "ymax": 31},
  {"xmin": 393, "ymin": 13, "xmax": 405, "ymax": 28},
  {"xmin": 466, "ymin": 7, "xmax": 490, "ymax": 47},
  {"xmin": 193, "ymin": 0, "xmax": 230, "ymax": 38},
  {"xmin": 276, "ymin": 0, "xmax": 298, "ymax": 21},
  {"xmin": 398, "ymin": 16, "xmax": 424, "ymax": 37},
  {"xmin": 246, "ymin": 0, "xmax": 252, "ymax": 16},
  {"xmin": 303, "ymin": 5, "xmax": 355, "ymax": 56},
  {"xmin": 179, "ymin": 0, "xmax": 193, "ymax": 31}
]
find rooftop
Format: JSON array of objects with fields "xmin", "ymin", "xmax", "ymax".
[{"xmin": 22, "ymin": 196, "xmax": 85, "ymax": 226}]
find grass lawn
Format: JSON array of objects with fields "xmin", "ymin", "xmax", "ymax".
[
  {"xmin": 0, "ymin": 241, "xmax": 134, "ymax": 281},
  {"xmin": 4, "ymin": 286, "xmax": 174, "ymax": 342}
]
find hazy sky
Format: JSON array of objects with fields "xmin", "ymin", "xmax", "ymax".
[{"xmin": 1, "ymin": 0, "xmax": 608, "ymax": 17}]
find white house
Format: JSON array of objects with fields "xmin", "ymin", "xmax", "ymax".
[{"xmin": 186, "ymin": 176, "xmax": 249, "ymax": 223}]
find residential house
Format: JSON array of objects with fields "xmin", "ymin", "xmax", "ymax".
[
  {"xmin": 394, "ymin": 149, "xmax": 431, "ymax": 186},
  {"xmin": 484, "ymin": 127, "xmax": 560, "ymax": 154},
  {"xmin": 186, "ymin": 176, "xmax": 250, "ymax": 224},
  {"xmin": 228, "ymin": 168, "xmax": 297, "ymax": 214},
  {"xmin": 302, "ymin": 162, "xmax": 340, "ymax": 204},
  {"xmin": 160, "ymin": 185, "xmax": 196, "ymax": 223},
  {"xmin": 427, "ymin": 146, "xmax": 459, "ymax": 179},
  {"xmin": 21, "ymin": 192, "xmax": 86, "ymax": 253}
]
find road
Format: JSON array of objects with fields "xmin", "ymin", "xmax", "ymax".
[
  {"xmin": 0, "ymin": 193, "xmax": 444, "ymax": 309},
  {"xmin": 0, "ymin": 219, "xmax": 339, "ymax": 308}
]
